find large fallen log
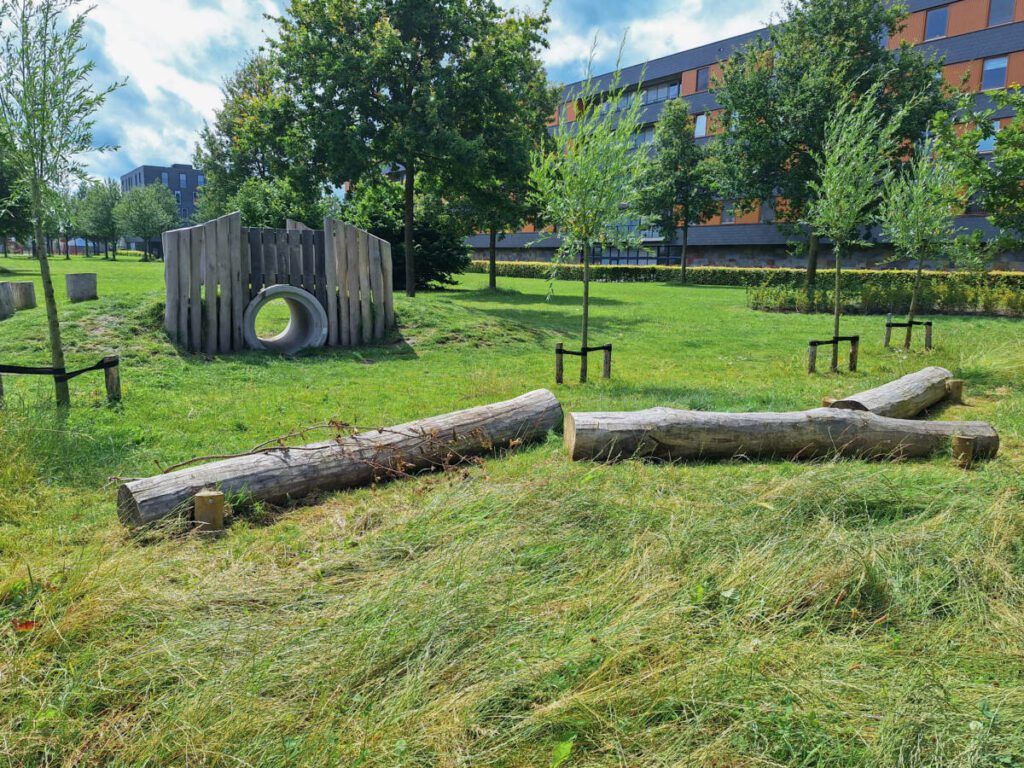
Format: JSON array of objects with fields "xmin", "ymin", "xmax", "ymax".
[
  {"xmin": 119, "ymin": 389, "xmax": 562, "ymax": 527},
  {"xmin": 565, "ymin": 407, "xmax": 999, "ymax": 464},
  {"xmin": 829, "ymin": 366, "xmax": 953, "ymax": 419}
]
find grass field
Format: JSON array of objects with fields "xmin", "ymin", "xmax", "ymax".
[{"xmin": 2, "ymin": 253, "xmax": 1024, "ymax": 767}]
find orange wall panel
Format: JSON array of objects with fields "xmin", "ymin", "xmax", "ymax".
[
  {"xmin": 944, "ymin": 60, "xmax": 982, "ymax": 91},
  {"xmin": 1017, "ymin": 0, "xmax": 1024, "ymax": 22},
  {"xmin": 1008, "ymin": 51, "xmax": 1024, "ymax": 88},
  {"xmin": 892, "ymin": 10, "xmax": 926, "ymax": 46},
  {"xmin": 949, "ymin": 0, "xmax": 987, "ymax": 36},
  {"xmin": 681, "ymin": 69, "xmax": 697, "ymax": 96},
  {"xmin": 735, "ymin": 204, "xmax": 761, "ymax": 225}
]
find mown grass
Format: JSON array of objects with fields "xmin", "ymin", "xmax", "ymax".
[{"xmin": 2, "ymin": 254, "xmax": 1024, "ymax": 766}]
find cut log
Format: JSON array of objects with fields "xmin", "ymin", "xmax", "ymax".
[
  {"xmin": 0, "ymin": 283, "xmax": 14, "ymax": 320},
  {"xmin": 118, "ymin": 389, "xmax": 563, "ymax": 527},
  {"xmin": 829, "ymin": 366, "xmax": 952, "ymax": 419},
  {"xmin": 66, "ymin": 273, "xmax": 98, "ymax": 303},
  {"xmin": 565, "ymin": 407, "xmax": 999, "ymax": 464},
  {"xmin": 9, "ymin": 282, "xmax": 36, "ymax": 310}
]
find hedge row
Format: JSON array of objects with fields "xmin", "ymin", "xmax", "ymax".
[
  {"xmin": 468, "ymin": 260, "xmax": 1024, "ymax": 293},
  {"xmin": 747, "ymin": 283, "xmax": 1024, "ymax": 317}
]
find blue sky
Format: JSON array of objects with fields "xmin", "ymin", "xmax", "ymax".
[{"xmin": 81, "ymin": 0, "xmax": 785, "ymax": 180}]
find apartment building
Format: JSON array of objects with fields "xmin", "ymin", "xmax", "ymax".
[
  {"xmin": 120, "ymin": 163, "xmax": 206, "ymax": 223},
  {"xmin": 468, "ymin": 0, "xmax": 1024, "ymax": 269}
]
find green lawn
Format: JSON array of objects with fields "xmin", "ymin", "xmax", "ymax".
[{"xmin": 2, "ymin": 254, "xmax": 1024, "ymax": 766}]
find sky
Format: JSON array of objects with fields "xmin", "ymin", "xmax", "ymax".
[{"xmin": 81, "ymin": 0, "xmax": 786, "ymax": 180}]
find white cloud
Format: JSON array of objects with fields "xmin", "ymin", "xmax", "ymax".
[{"xmin": 83, "ymin": 0, "xmax": 283, "ymax": 178}]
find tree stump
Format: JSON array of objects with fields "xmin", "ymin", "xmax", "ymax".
[
  {"xmin": 0, "ymin": 283, "xmax": 14, "ymax": 320},
  {"xmin": 194, "ymin": 489, "xmax": 226, "ymax": 532},
  {"xmin": 945, "ymin": 379, "xmax": 965, "ymax": 405},
  {"xmin": 9, "ymin": 282, "xmax": 36, "ymax": 310},
  {"xmin": 66, "ymin": 273, "xmax": 98, "ymax": 303},
  {"xmin": 952, "ymin": 435, "xmax": 976, "ymax": 469}
]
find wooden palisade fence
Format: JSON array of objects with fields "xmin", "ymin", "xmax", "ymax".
[{"xmin": 163, "ymin": 212, "xmax": 395, "ymax": 354}]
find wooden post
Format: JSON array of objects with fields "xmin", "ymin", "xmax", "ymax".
[
  {"xmin": 849, "ymin": 336, "xmax": 859, "ymax": 373},
  {"xmin": 603, "ymin": 345, "xmax": 612, "ymax": 380},
  {"xmin": 808, "ymin": 343, "xmax": 818, "ymax": 374},
  {"xmin": 884, "ymin": 314, "xmax": 893, "ymax": 348},
  {"xmin": 0, "ymin": 282, "xmax": 14, "ymax": 320},
  {"xmin": 556, "ymin": 343, "xmax": 564, "ymax": 385},
  {"xmin": 194, "ymin": 489, "xmax": 226, "ymax": 532},
  {"xmin": 103, "ymin": 357, "xmax": 121, "ymax": 403},
  {"xmin": 952, "ymin": 435, "xmax": 977, "ymax": 469},
  {"xmin": 925, "ymin": 323, "xmax": 933, "ymax": 352},
  {"xmin": 0, "ymin": 374, "xmax": 5, "ymax": 407},
  {"xmin": 821, "ymin": 397, "xmax": 836, "ymax": 407},
  {"xmin": 830, "ymin": 339, "xmax": 839, "ymax": 373},
  {"xmin": 946, "ymin": 379, "xmax": 965, "ymax": 405}
]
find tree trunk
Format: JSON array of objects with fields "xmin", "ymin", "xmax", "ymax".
[
  {"xmin": 63, "ymin": 234, "xmax": 70, "ymax": 259},
  {"xmin": 488, "ymin": 228, "xmax": 498, "ymax": 291},
  {"xmin": 580, "ymin": 244, "xmax": 592, "ymax": 384},
  {"xmin": 905, "ymin": 259, "xmax": 925, "ymax": 350},
  {"xmin": 830, "ymin": 366, "xmax": 953, "ymax": 419},
  {"xmin": 832, "ymin": 242, "xmax": 842, "ymax": 373},
  {"xmin": 565, "ymin": 407, "xmax": 999, "ymax": 464},
  {"xmin": 118, "ymin": 389, "xmax": 564, "ymax": 527},
  {"xmin": 2, "ymin": 238, "xmax": 7, "ymax": 258},
  {"xmin": 32, "ymin": 184, "xmax": 70, "ymax": 408},
  {"xmin": 404, "ymin": 164, "xmax": 416, "ymax": 297},
  {"xmin": 680, "ymin": 225, "xmax": 689, "ymax": 284},
  {"xmin": 806, "ymin": 232, "xmax": 820, "ymax": 298},
  {"xmin": 112, "ymin": 242, "xmax": 117, "ymax": 261}
]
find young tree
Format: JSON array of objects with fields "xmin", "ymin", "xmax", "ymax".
[
  {"xmin": 78, "ymin": 179, "xmax": 123, "ymax": 259},
  {"xmin": 804, "ymin": 89, "xmax": 900, "ymax": 371},
  {"xmin": 880, "ymin": 141, "xmax": 968, "ymax": 349},
  {"xmin": 441, "ymin": 9, "xmax": 556, "ymax": 290},
  {"xmin": 529, "ymin": 62, "xmax": 650, "ymax": 383},
  {"xmin": 114, "ymin": 184, "xmax": 179, "ymax": 260},
  {"xmin": 635, "ymin": 98, "xmax": 719, "ymax": 283},
  {"xmin": 0, "ymin": 0, "xmax": 121, "ymax": 406},
  {"xmin": 713, "ymin": 0, "xmax": 951, "ymax": 295},
  {"xmin": 275, "ymin": 0, "xmax": 551, "ymax": 297}
]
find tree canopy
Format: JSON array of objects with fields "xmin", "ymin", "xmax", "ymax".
[
  {"xmin": 275, "ymin": 0, "xmax": 551, "ymax": 296},
  {"xmin": 78, "ymin": 179, "xmax": 123, "ymax": 258},
  {"xmin": 114, "ymin": 183, "xmax": 179, "ymax": 259},
  {"xmin": 713, "ymin": 0, "xmax": 952, "ymax": 289}
]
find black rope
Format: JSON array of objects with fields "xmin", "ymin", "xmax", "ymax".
[
  {"xmin": 808, "ymin": 336, "xmax": 860, "ymax": 347},
  {"xmin": 0, "ymin": 356, "xmax": 119, "ymax": 383}
]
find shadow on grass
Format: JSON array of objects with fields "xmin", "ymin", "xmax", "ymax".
[{"xmin": 456, "ymin": 288, "xmax": 625, "ymax": 308}]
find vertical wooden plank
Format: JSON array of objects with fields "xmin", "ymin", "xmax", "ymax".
[
  {"xmin": 323, "ymin": 219, "xmax": 340, "ymax": 346},
  {"xmin": 247, "ymin": 228, "xmax": 263, "ymax": 299},
  {"xmin": 301, "ymin": 230, "xmax": 315, "ymax": 295},
  {"xmin": 230, "ymin": 213, "xmax": 245, "ymax": 352},
  {"xmin": 177, "ymin": 229, "xmax": 190, "ymax": 346},
  {"xmin": 357, "ymin": 228, "xmax": 372, "ymax": 345},
  {"xmin": 289, "ymin": 231, "xmax": 303, "ymax": 289},
  {"xmin": 217, "ymin": 215, "xmax": 232, "ymax": 353},
  {"xmin": 262, "ymin": 229, "xmax": 277, "ymax": 289},
  {"xmin": 313, "ymin": 229, "xmax": 328, "ymax": 310},
  {"xmin": 163, "ymin": 231, "xmax": 179, "ymax": 342},
  {"xmin": 381, "ymin": 239, "xmax": 395, "ymax": 331},
  {"xmin": 368, "ymin": 236, "xmax": 385, "ymax": 341},
  {"xmin": 203, "ymin": 219, "xmax": 219, "ymax": 354},
  {"xmin": 346, "ymin": 225, "xmax": 361, "ymax": 345},
  {"xmin": 337, "ymin": 224, "xmax": 351, "ymax": 347},
  {"xmin": 189, "ymin": 226, "xmax": 202, "ymax": 353}
]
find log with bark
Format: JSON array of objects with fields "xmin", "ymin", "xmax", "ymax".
[
  {"xmin": 829, "ymin": 366, "xmax": 952, "ymax": 419},
  {"xmin": 119, "ymin": 389, "xmax": 563, "ymax": 527},
  {"xmin": 565, "ymin": 407, "xmax": 998, "ymax": 464}
]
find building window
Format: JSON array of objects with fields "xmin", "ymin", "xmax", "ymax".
[
  {"xmin": 978, "ymin": 119, "xmax": 1001, "ymax": 153},
  {"xmin": 694, "ymin": 113, "xmax": 708, "ymax": 138},
  {"xmin": 175, "ymin": 190, "xmax": 181, "ymax": 204},
  {"xmin": 988, "ymin": 0, "xmax": 1014, "ymax": 26},
  {"xmin": 641, "ymin": 82, "xmax": 679, "ymax": 105},
  {"xmin": 696, "ymin": 66, "xmax": 710, "ymax": 92},
  {"xmin": 198, "ymin": 174, "xmax": 205, "ymax": 186},
  {"xmin": 631, "ymin": 125, "xmax": 656, "ymax": 149},
  {"xmin": 982, "ymin": 57, "xmax": 1008, "ymax": 90},
  {"xmin": 161, "ymin": 172, "xmax": 169, "ymax": 186},
  {"xmin": 924, "ymin": 6, "xmax": 948, "ymax": 40},
  {"xmin": 721, "ymin": 201, "xmax": 735, "ymax": 224},
  {"xmin": 179, "ymin": 173, "xmax": 188, "ymax": 189}
]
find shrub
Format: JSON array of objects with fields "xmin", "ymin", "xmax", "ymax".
[{"xmin": 470, "ymin": 261, "xmax": 1024, "ymax": 317}]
